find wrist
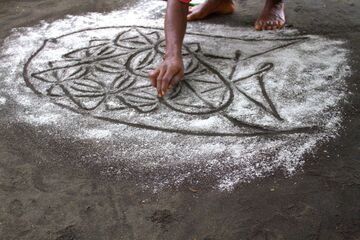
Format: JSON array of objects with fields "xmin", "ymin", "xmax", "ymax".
[
  {"xmin": 165, "ymin": 45, "xmax": 182, "ymax": 58},
  {"xmin": 164, "ymin": 51, "xmax": 182, "ymax": 61}
]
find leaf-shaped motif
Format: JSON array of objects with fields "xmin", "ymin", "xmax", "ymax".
[
  {"xmin": 32, "ymin": 66, "xmax": 87, "ymax": 83},
  {"xmin": 114, "ymin": 28, "xmax": 157, "ymax": 49},
  {"xmin": 47, "ymin": 84, "xmax": 65, "ymax": 97},
  {"xmin": 90, "ymin": 57, "xmax": 128, "ymax": 74},
  {"xmin": 109, "ymin": 72, "xmax": 136, "ymax": 93},
  {"xmin": 163, "ymin": 66, "xmax": 232, "ymax": 115},
  {"xmin": 126, "ymin": 49, "xmax": 162, "ymax": 77},
  {"xmin": 183, "ymin": 56, "xmax": 200, "ymax": 76},
  {"xmin": 29, "ymin": 66, "xmax": 88, "ymax": 96},
  {"xmin": 61, "ymin": 78, "xmax": 106, "ymax": 110},
  {"xmin": 114, "ymin": 82, "xmax": 159, "ymax": 113},
  {"xmin": 63, "ymin": 44, "xmax": 109, "ymax": 60},
  {"xmin": 61, "ymin": 41, "xmax": 129, "ymax": 66}
]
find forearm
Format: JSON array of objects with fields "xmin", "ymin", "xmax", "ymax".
[{"xmin": 164, "ymin": 0, "xmax": 188, "ymax": 59}]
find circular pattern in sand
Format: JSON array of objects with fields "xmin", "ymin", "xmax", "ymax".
[{"xmin": 0, "ymin": 2, "xmax": 350, "ymax": 190}]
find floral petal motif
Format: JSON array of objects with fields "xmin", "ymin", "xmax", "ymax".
[
  {"xmin": 109, "ymin": 72, "xmax": 136, "ymax": 93},
  {"xmin": 61, "ymin": 40, "xmax": 129, "ymax": 65},
  {"xmin": 29, "ymin": 27, "xmax": 233, "ymax": 115},
  {"xmin": 61, "ymin": 78, "xmax": 106, "ymax": 110},
  {"xmin": 127, "ymin": 49, "xmax": 162, "ymax": 77},
  {"xmin": 63, "ymin": 44, "xmax": 109, "ymax": 60},
  {"xmin": 183, "ymin": 56, "xmax": 200, "ymax": 76},
  {"xmin": 117, "ymin": 83, "xmax": 159, "ymax": 113},
  {"xmin": 163, "ymin": 70, "xmax": 232, "ymax": 115},
  {"xmin": 114, "ymin": 28, "xmax": 155, "ymax": 49},
  {"xmin": 32, "ymin": 66, "xmax": 87, "ymax": 83},
  {"xmin": 30, "ymin": 66, "xmax": 88, "ymax": 96},
  {"xmin": 92, "ymin": 58, "xmax": 127, "ymax": 74},
  {"xmin": 47, "ymin": 84, "xmax": 65, "ymax": 97}
]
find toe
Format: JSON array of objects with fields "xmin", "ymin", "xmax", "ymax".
[
  {"xmin": 279, "ymin": 21, "xmax": 285, "ymax": 29},
  {"xmin": 187, "ymin": 15, "xmax": 196, "ymax": 21},
  {"xmin": 276, "ymin": 20, "xmax": 285, "ymax": 29},
  {"xmin": 187, "ymin": 13, "xmax": 195, "ymax": 21},
  {"xmin": 255, "ymin": 20, "xmax": 263, "ymax": 31},
  {"xmin": 187, "ymin": 15, "xmax": 194, "ymax": 21},
  {"xmin": 187, "ymin": 12, "xmax": 203, "ymax": 21},
  {"xmin": 266, "ymin": 21, "xmax": 273, "ymax": 30}
]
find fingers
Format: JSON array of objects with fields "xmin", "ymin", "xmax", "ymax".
[
  {"xmin": 156, "ymin": 66, "xmax": 167, "ymax": 97},
  {"xmin": 149, "ymin": 69, "xmax": 160, "ymax": 87},
  {"xmin": 150, "ymin": 60, "xmax": 184, "ymax": 97},
  {"xmin": 156, "ymin": 67, "xmax": 183, "ymax": 97},
  {"xmin": 161, "ymin": 69, "xmax": 179, "ymax": 95}
]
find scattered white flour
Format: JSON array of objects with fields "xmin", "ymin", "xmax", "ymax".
[
  {"xmin": 81, "ymin": 129, "xmax": 113, "ymax": 139},
  {"xmin": 0, "ymin": 97, "xmax": 6, "ymax": 106},
  {"xmin": 23, "ymin": 113, "xmax": 62, "ymax": 125},
  {"xmin": 0, "ymin": 0, "xmax": 351, "ymax": 191},
  {"xmin": 189, "ymin": 116, "xmax": 222, "ymax": 130}
]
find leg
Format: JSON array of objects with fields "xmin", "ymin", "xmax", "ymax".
[
  {"xmin": 255, "ymin": 0, "xmax": 285, "ymax": 31},
  {"xmin": 187, "ymin": 0, "xmax": 235, "ymax": 21}
]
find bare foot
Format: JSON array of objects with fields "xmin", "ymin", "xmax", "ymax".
[
  {"xmin": 187, "ymin": 0, "xmax": 235, "ymax": 21},
  {"xmin": 255, "ymin": 0, "xmax": 285, "ymax": 31}
]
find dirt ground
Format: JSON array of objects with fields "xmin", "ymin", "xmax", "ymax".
[{"xmin": 0, "ymin": 0, "xmax": 359, "ymax": 239}]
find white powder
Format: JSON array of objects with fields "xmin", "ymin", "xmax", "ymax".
[
  {"xmin": 0, "ymin": 0, "xmax": 351, "ymax": 191},
  {"xmin": 189, "ymin": 116, "xmax": 222, "ymax": 129},
  {"xmin": 23, "ymin": 113, "xmax": 62, "ymax": 125},
  {"xmin": 0, "ymin": 97, "xmax": 6, "ymax": 105},
  {"xmin": 81, "ymin": 129, "xmax": 113, "ymax": 139}
]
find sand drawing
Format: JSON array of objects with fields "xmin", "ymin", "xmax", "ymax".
[
  {"xmin": 24, "ymin": 26, "xmax": 315, "ymax": 137},
  {"xmin": 0, "ymin": 1, "xmax": 348, "ymax": 189}
]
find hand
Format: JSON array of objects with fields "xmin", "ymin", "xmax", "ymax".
[{"xmin": 149, "ymin": 56, "xmax": 184, "ymax": 97}]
